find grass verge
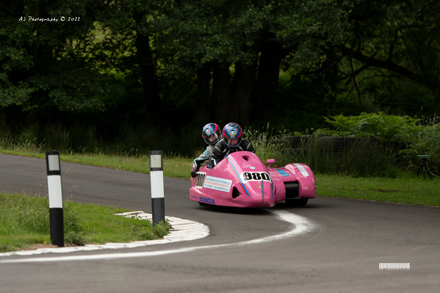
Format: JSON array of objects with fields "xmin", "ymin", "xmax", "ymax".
[
  {"xmin": 1, "ymin": 149, "xmax": 439, "ymax": 207},
  {"xmin": 316, "ymin": 173, "xmax": 440, "ymax": 207},
  {"xmin": 0, "ymin": 149, "xmax": 193, "ymax": 179},
  {"xmin": 0, "ymin": 193, "xmax": 171, "ymax": 253}
]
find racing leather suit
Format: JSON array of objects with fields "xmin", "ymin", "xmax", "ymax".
[{"xmin": 210, "ymin": 139, "xmax": 255, "ymax": 168}]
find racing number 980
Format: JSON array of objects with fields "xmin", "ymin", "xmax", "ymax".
[{"xmin": 242, "ymin": 172, "xmax": 271, "ymax": 182}]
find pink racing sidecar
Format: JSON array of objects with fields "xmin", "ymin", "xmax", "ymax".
[{"xmin": 189, "ymin": 151, "xmax": 316, "ymax": 208}]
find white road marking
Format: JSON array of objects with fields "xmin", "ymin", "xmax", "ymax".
[{"xmin": 0, "ymin": 210, "xmax": 315, "ymax": 263}]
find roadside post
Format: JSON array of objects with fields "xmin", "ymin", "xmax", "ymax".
[
  {"xmin": 45, "ymin": 151, "xmax": 64, "ymax": 247},
  {"xmin": 150, "ymin": 150, "xmax": 165, "ymax": 226}
]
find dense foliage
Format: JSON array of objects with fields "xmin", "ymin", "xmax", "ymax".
[
  {"xmin": 316, "ymin": 112, "xmax": 419, "ymax": 141},
  {"xmin": 312, "ymin": 112, "xmax": 440, "ymax": 175},
  {"xmin": 0, "ymin": 0, "xmax": 113, "ymax": 112},
  {"xmin": 0, "ymin": 0, "xmax": 439, "ymax": 158}
]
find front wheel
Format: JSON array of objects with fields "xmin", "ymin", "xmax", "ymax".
[{"xmin": 285, "ymin": 198, "xmax": 308, "ymax": 207}]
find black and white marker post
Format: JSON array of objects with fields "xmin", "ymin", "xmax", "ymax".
[
  {"xmin": 150, "ymin": 150, "xmax": 165, "ymax": 226},
  {"xmin": 45, "ymin": 151, "xmax": 64, "ymax": 247}
]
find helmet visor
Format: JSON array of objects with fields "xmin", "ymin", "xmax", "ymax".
[
  {"xmin": 208, "ymin": 133, "xmax": 218, "ymax": 143},
  {"xmin": 225, "ymin": 137, "xmax": 240, "ymax": 147}
]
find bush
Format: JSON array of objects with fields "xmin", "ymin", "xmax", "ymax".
[
  {"xmin": 316, "ymin": 112, "xmax": 419, "ymax": 141},
  {"xmin": 289, "ymin": 136, "xmax": 399, "ymax": 177},
  {"xmin": 313, "ymin": 112, "xmax": 440, "ymax": 176},
  {"xmin": 0, "ymin": 120, "xmax": 202, "ymax": 158},
  {"xmin": 243, "ymin": 123, "xmax": 293, "ymax": 166},
  {"xmin": 243, "ymin": 122, "xmax": 400, "ymax": 177},
  {"xmin": 400, "ymin": 115, "xmax": 440, "ymax": 175}
]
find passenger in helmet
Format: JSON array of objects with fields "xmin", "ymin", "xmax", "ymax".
[
  {"xmin": 210, "ymin": 122, "xmax": 255, "ymax": 168},
  {"xmin": 191, "ymin": 123, "xmax": 221, "ymax": 178}
]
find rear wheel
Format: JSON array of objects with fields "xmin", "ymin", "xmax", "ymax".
[
  {"xmin": 284, "ymin": 181, "xmax": 308, "ymax": 207},
  {"xmin": 285, "ymin": 198, "xmax": 308, "ymax": 207},
  {"xmin": 235, "ymin": 207, "xmax": 256, "ymax": 214}
]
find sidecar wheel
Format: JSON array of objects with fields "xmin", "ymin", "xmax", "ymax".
[{"xmin": 285, "ymin": 198, "xmax": 308, "ymax": 207}]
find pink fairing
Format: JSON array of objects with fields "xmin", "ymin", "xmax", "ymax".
[{"xmin": 189, "ymin": 151, "xmax": 316, "ymax": 208}]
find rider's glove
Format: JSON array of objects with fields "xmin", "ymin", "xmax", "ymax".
[{"xmin": 191, "ymin": 159, "xmax": 204, "ymax": 178}]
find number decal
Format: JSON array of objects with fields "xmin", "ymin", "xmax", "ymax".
[
  {"xmin": 244, "ymin": 172, "xmax": 252, "ymax": 180},
  {"xmin": 195, "ymin": 172, "xmax": 206, "ymax": 188},
  {"xmin": 252, "ymin": 173, "xmax": 261, "ymax": 180},
  {"xmin": 242, "ymin": 172, "xmax": 271, "ymax": 182}
]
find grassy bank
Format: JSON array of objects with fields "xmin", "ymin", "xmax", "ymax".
[
  {"xmin": 1, "ymin": 149, "xmax": 439, "ymax": 207},
  {"xmin": 0, "ymin": 193, "xmax": 171, "ymax": 252},
  {"xmin": 316, "ymin": 174, "xmax": 440, "ymax": 207},
  {"xmin": 0, "ymin": 149, "xmax": 193, "ymax": 179}
]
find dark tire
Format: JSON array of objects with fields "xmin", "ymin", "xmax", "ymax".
[
  {"xmin": 285, "ymin": 198, "xmax": 308, "ymax": 207},
  {"xmin": 235, "ymin": 207, "xmax": 255, "ymax": 214}
]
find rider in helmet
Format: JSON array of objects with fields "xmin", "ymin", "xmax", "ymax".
[
  {"xmin": 210, "ymin": 122, "xmax": 255, "ymax": 167},
  {"xmin": 191, "ymin": 123, "xmax": 222, "ymax": 178}
]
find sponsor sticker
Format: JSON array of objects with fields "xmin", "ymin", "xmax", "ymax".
[
  {"xmin": 276, "ymin": 169, "xmax": 290, "ymax": 177},
  {"xmin": 203, "ymin": 176, "xmax": 232, "ymax": 192},
  {"xmin": 199, "ymin": 196, "xmax": 216, "ymax": 205},
  {"xmin": 294, "ymin": 163, "xmax": 309, "ymax": 177}
]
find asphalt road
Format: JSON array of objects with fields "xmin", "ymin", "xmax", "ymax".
[{"xmin": 0, "ymin": 153, "xmax": 439, "ymax": 293}]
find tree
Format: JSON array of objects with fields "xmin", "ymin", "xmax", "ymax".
[
  {"xmin": 94, "ymin": 0, "xmax": 164, "ymax": 124},
  {"xmin": 155, "ymin": 0, "xmax": 354, "ymax": 126},
  {"xmin": 0, "ymin": 0, "xmax": 112, "ymax": 113},
  {"xmin": 337, "ymin": 0, "xmax": 440, "ymax": 111}
]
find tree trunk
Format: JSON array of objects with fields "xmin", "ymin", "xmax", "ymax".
[
  {"xmin": 211, "ymin": 34, "xmax": 261, "ymax": 127},
  {"xmin": 34, "ymin": 0, "xmax": 56, "ymax": 75},
  {"xmin": 232, "ymin": 61, "xmax": 258, "ymax": 126},
  {"xmin": 195, "ymin": 63, "xmax": 212, "ymax": 122},
  {"xmin": 212, "ymin": 62, "xmax": 232, "ymax": 126},
  {"xmin": 134, "ymin": 14, "xmax": 161, "ymax": 123},
  {"xmin": 251, "ymin": 40, "xmax": 289, "ymax": 122}
]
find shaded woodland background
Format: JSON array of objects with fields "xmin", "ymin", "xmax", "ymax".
[{"xmin": 1, "ymin": 0, "xmax": 439, "ymax": 155}]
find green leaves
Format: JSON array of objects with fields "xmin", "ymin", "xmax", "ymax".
[
  {"xmin": 338, "ymin": 0, "xmax": 440, "ymax": 107},
  {"xmin": 0, "ymin": 0, "xmax": 112, "ymax": 112},
  {"xmin": 155, "ymin": 0, "xmax": 353, "ymax": 74},
  {"xmin": 28, "ymin": 64, "xmax": 108, "ymax": 111},
  {"xmin": 400, "ymin": 115, "xmax": 440, "ymax": 171},
  {"xmin": 322, "ymin": 112, "xmax": 419, "ymax": 141}
]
